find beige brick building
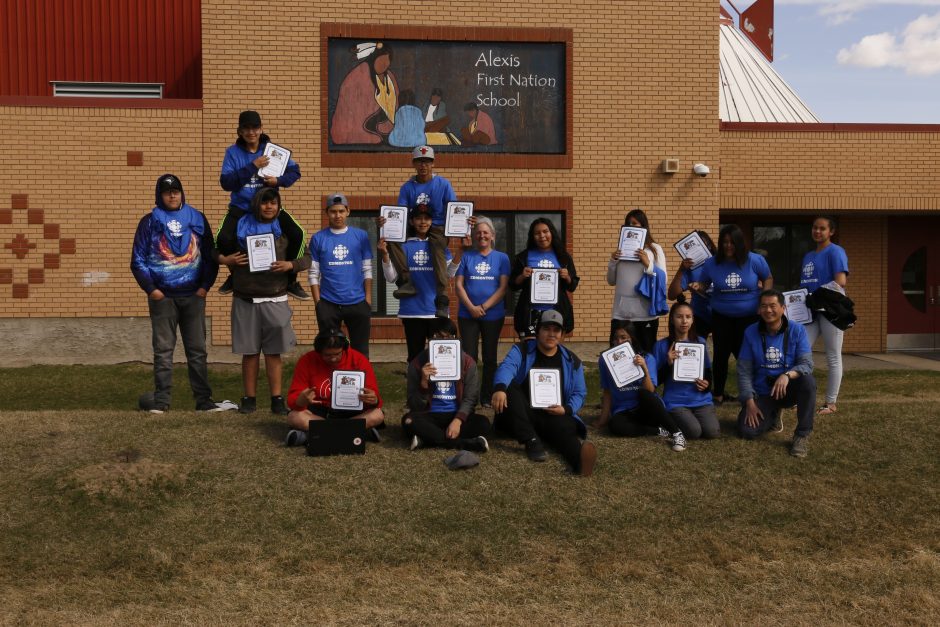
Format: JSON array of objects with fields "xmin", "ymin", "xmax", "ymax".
[{"xmin": 1, "ymin": 1, "xmax": 938, "ymax": 362}]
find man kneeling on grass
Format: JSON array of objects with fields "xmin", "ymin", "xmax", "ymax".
[
  {"xmin": 283, "ymin": 328, "xmax": 385, "ymax": 446},
  {"xmin": 737, "ymin": 289, "xmax": 816, "ymax": 458},
  {"xmin": 491, "ymin": 310, "xmax": 597, "ymax": 477},
  {"xmin": 217, "ymin": 187, "xmax": 311, "ymax": 415},
  {"xmin": 403, "ymin": 318, "xmax": 490, "ymax": 453}
]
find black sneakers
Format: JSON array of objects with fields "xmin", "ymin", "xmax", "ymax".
[
  {"xmin": 525, "ymin": 438, "xmax": 548, "ymax": 462},
  {"xmin": 287, "ymin": 282, "xmax": 312, "ymax": 301},
  {"xmin": 238, "ymin": 396, "xmax": 257, "ymax": 414},
  {"xmin": 218, "ymin": 275, "xmax": 234, "ymax": 295},
  {"xmin": 270, "ymin": 396, "xmax": 290, "ymax": 415},
  {"xmin": 138, "ymin": 392, "xmax": 168, "ymax": 414}
]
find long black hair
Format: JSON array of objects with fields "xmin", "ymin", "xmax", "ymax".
[
  {"xmin": 609, "ymin": 320, "xmax": 641, "ymax": 350},
  {"xmin": 625, "ymin": 208, "xmax": 656, "ymax": 246},
  {"xmin": 525, "ymin": 217, "xmax": 568, "ymax": 262},
  {"xmin": 251, "ymin": 187, "xmax": 281, "ymax": 221},
  {"xmin": 715, "ymin": 224, "xmax": 748, "ymax": 266},
  {"xmin": 696, "ymin": 229, "xmax": 717, "ymax": 254},
  {"xmin": 667, "ymin": 296, "xmax": 698, "ymax": 343}
]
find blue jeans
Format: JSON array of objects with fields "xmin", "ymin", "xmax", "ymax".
[{"xmin": 149, "ymin": 295, "xmax": 212, "ymax": 407}]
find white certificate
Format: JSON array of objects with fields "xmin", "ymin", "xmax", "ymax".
[
  {"xmin": 600, "ymin": 343, "xmax": 644, "ymax": 388},
  {"xmin": 380, "ymin": 205, "xmax": 408, "ymax": 243},
  {"xmin": 257, "ymin": 142, "xmax": 291, "ymax": 179},
  {"xmin": 783, "ymin": 289, "xmax": 812, "ymax": 325},
  {"xmin": 529, "ymin": 368, "xmax": 562, "ymax": 409},
  {"xmin": 618, "ymin": 226, "xmax": 648, "ymax": 261},
  {"xmin": 530, "ymin": 268, "xmax": 559, "ymax": 305},
  {"xmin": 673, "ymin": 231, "xmax": 711, "ymax": 269},
  {"xmin": 330, "ymin": 370, "xmax": 364, "ymax": 411},
  {"xmin": 428, "ymin": 339, "xmax": 462, "ymax": 381},
  {"xmin": 444, "ymin": 201, "xmax": 474, "ymax": 238},
  {"xmin": 673, "ymin": 342, "xmax": 705, "ymax": 383},
  {"xmin": 246, "ymin": 233, "xmax": 276, "ymax": 272}
]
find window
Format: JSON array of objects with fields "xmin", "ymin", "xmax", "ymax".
[
  {"xmin": 752, "ymin": 223, "xmax": 813, "ymax": 291},
  {"xmin": 349, "ymin": 211, "xmax": 566, "ymax": 317}
]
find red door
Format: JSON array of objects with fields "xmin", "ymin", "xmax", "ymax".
[{"xmin": 887, "ymin": 217, "xmax": 940, "ymax": 350}]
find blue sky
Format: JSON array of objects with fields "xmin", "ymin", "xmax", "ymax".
[{"xmin": 725, "ymin": 1, "xmax": 940, "ymax": 123}]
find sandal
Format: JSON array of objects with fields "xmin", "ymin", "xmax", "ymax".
[{"xmin": 817, "ymin": 404, "xmax": 837, "ymax": 415}]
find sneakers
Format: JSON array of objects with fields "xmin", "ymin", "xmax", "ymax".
[
  {"xmin": 367, "ymin": 427, "xmax": 382, "ymax": 443},
  {"xmin": 392, "ymin": 280, "xmax": 417, "ymax": 298},
  {"xmin": 287, "ymin": 282, "xmax": 312, "ymax": 301},
  {"xmin": 409, "ymin": 435, "xmax": 423, "ymax": 451},
  {"xmin": 196, "ymin": 399, "xmax": 239, "ymax": 412},
  {"xmin": 218, "ymin": 275, "xmax": 234, "ymax": 295},
  {"xmin": 671, "ymin": 431, "xmax": 687, "ymax": 452},
  {"xmin": 434, "ymin": 294, "xmax": 450, "ymax": 318},
  {"xmin": 270, "ymin": 396, "xmax": 290, "ymax": 415},
  {"xmin": 238, "ymin": 396, "xmax": 256, "ymax": 414},
  {"xmin": 657, "ymin": 426, "xmax": 671, "ymax": 438},
  {"xmin": 771, "ymin": 410, "xmax": 784, "ymax": 433},
  {"xmin": 138, "ymin": 392, "xmax": 168, "ymax": 414},
  {"xmin": 790, "ymin": 435, "xmax": 810, "ymax": 458},
  {"xmin": 525, "ymin": 438, "xmax": 548, "ymax": 462},
  {"xmin": 579, "ymin": 440, "xmax": 597, "ymax": 477},
  {"xmin": 464, "ymin": 436, "xmax": 489, "ymax": 453},
  {"xmin": 284, "ymin": 429, "xmax": 307, "ymax": 447}
]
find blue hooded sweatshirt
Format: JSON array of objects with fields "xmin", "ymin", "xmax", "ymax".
[{"xmin": 220, "ymin": 134, "xmax": 301, "ymax": 211}]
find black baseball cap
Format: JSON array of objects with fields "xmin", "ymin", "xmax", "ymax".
[
  {"xmin": 238, "ymin": 110, "xmax": 262, "ymax": 128},
  {"xmin": 157, "ymin": 174, "xmax": 183, "ymax": 194}
]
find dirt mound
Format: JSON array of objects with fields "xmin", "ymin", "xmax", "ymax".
[{"xmin": 63, "ymin": 448, "xmax": 188, "ymax": 498}]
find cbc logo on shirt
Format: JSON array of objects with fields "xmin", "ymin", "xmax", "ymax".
[
  {"xmin": 416, "ymin": 192, "xmax": 431, "ymax": 206},
  {"xmin": 167, "ymin": 219, "xmax": 183, "ymax": 238},
  {"xmin": 803, "ymin": 262, "xmax": 814, "ymax": 277},
  {"xmin": 436, "ymin": 381, "xmax": 452, "ymax": 393},
  {"xmin": 333, "ymin": 244, "xmax": 349, "ymax": 261},
  {"xmin": 537, "ymin": 259, "xmax": 555, "ymax": 269},
  {"xmin": 725, "ymin": 272, "xmax": 742, "ymax": 289},
  {"xmin": 413, "ymin": 250, "xmax": 429, "ymax": 266},
  {"xmin": 765, "ymin": 346, "xmax": 782, "ymax": 365},
  {"xmin": 475, "ymin": 261, "xmax": 491, "ymax": 275}
]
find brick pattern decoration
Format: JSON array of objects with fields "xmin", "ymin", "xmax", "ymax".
[
  {"xmin": 1, "ymin": 194, "xmax": 77, "ymax": 298},
  {"xmin": 0, "ymin": 1, "xmax": 936, "ymax": 353}
]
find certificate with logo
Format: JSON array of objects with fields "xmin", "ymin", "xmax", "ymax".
[
  {"xmin": 444, "ymin": 201, "xmax": 474, "ymax": 238},
  {"xmin": 331, "ymin": 370, "xmax": 364, "ymax": 411},
  {"xmin": 618, "ymin": 226, "xmax": 647, "ymax": 261},
  {"xmin": 783, "ymin": 288, "xmax": 812, "ymax": 325},
  {"xmin": 673, "ymin": 231, "xmax": 711, "ymax": 269},
  {"xmin": 246, "ymin": 233, "xmax": 276, "ymax": 272},
  {"xmin": 380, "ymin": 205, "xmax": 408, "ymax": 243},
  {"xmin": 600, "ymin": 343, "xmax": 644, "ymax": 388},
  {"xmin": 672, "ymin": 342, "xmax": 705, "ymax": 383},
  {"xmin": 428, "ymin": 339, "xmax": 462, "ymax": 381},
  {"xmin": 529, "ymin": 369, "xmax": 562, "ymax": 408},
  {"xmin": 530, "ymin": 268, "xmax": 559, "ymax": 305},
  {"xmin": 258, "ymin": 142, "xmax": 291, "ymax": 178}
]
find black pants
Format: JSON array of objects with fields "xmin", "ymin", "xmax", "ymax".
[
  {"xmin": 694, "ymin": 315, "xmax": 712, "ymax": 341},
  {"xmin": 608, "ymin": 389, "xmax": 681, "ymax": 436},
  {"xmin": 458, "ymin": 317, "xmax": 503, "ymax": 402},
  {"xmin": 738, "ymin": 375, "xmax": 816, "ymax": 439},
  {"xmin": 401, "ymin": 318, "xmax": 434, "ymax": 362},
  {"xmin": 710, "ymin": 311, "xmax": 759, "ymax": 397},
  {"xmin": 494, "ymin": 383, "xmax": 583, "ymax": 471},
  {"xmin": 402, "ymin": 411, "xmax": 491, "ymax": 448},
  {"xmin": 316, "ymin": 299, "xmax": 372, "ymax": 357},
  {"xmin": 611, "ymin": 318, "xmax": 659, "ymax": 354},
  {"xmin": 216, "ymin": 205, "xmax": 305, "ymax": 282}
]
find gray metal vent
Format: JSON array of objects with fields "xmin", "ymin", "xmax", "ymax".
[{"xmin": 51, "ymin": 81, "xmax": 164, "ymax": 98}]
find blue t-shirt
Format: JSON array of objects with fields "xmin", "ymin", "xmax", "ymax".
[
  {"xmin": 397, "ymin": 238, "xmax": 453, "ymax": 317},
  {"xmin": 397, "ymin": 175, "xmax": 457, "ymax": 226},
  {"xmin": 309, "ymin": 227, "xmax": 372, "ymax": 305},
  {"xmin": 526, "ymin": 249, "xmax": 562, "ymax": 312},
  {"xmin": 681, "ymin": 266, "xmax": 712, "ymax": 323},
  {"xmin": 700, "ymin": 252, "xmax": 771, "ymax": 317},
  {"xmin": 739, "ymin": 320, "xmax": 811, "ymax": 397},
  {"xmin": 458, "ymin": 249, "xmax": 510, "ymax": 321},
  {"xmin": 652, "ymin": 337, "xmax": 713, "ymax": 410},
  {"xmin": 430, "ymin": 379, "xmax": 459, "ymax": 414},
  {"xmin": 599, "ymin": 351, "xmax": 659, "ymax": 414},
  {"xmin": 800, "ymin": 243, "xmax": 849, "ymax": 294}
]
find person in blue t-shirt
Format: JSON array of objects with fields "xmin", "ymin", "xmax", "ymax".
[
  {"xmin": 455, "ymin": 216, "xmax": 510, "ymax": 405},
  {"xmin": 383, "ymin": 145, "xmax": 457, "ymax": 318},
  {"xmin": 309, "ymin": 193, "xmax": 374, "ymax": 356},
  {"xmin": 668, "ymin": 230, "xmax": 716, "ymax": 339},
  {"xmin": 216, "ymin": 110, "xmax": 308, "ymax": 300},
  {"xmin": 403, "ymin": 318, "xmax": 491, "ymax": 453},
  {"xmin": 509, "ymin": 218, "xmax": 579, "ymax": 338},
  {"xmin": 737, "ymin": 290, "xmax": 816, "ymax": 458},
  {"xmin": 652, "ymin": 298, "xmax": 719, "ymax": 440},
  {"xmin": 379, "ymin": 203, "xmax": 462, "ymax": 361},
  {"xmin": 799, "ymin": 215, "xmax": 850, "ymax": 416},
  {"xmin": 596, "ymin": 321, "xmax": 687, "ymax": 452},
  {"xmin": 698, "ymin": 224, "xmax": 773, "ymax": 404}
]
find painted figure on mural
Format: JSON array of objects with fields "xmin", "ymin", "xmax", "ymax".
[
  {"xmin": 460, "ymin": 103, "xmax": 498, "ymax": 145},
  {"xmin": 330, "ymin": 42, "xmax": 399, "ymax": 145},
  {"xmin": 389, "ymin": 89, "xmax": 427, "ymax": 148},
  {"xmin": 424, "ymin": 88, "xmax": 450, "ymax": 133}
]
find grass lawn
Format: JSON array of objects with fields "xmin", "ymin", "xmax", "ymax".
[{"xmin": 1, "ymin": 361, "xmax": 938, "ymax": 624}]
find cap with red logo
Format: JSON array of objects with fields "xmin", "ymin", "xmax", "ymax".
[{"xmin": 411, "ymin": 145, "xmax": 435, "ymax": 161}]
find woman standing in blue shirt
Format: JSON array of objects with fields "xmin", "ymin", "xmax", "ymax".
[
  {"xmin": 652, "ymin": 298, "xmax": 719, "ymax": 440},
  {"xmin": 699, "ymin": 224, "xmax": 773, "ymax": 404},
  {"xmin": 455, "ymin": 216, "xmax": 510, "ymax": 405},
  {"xmin": 668, "ymin": 230, "xmax": 716, "ymax": 340},
  {"xmin": 800, "ymin": 216, "xmax": 849, "ymax": 415}
]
